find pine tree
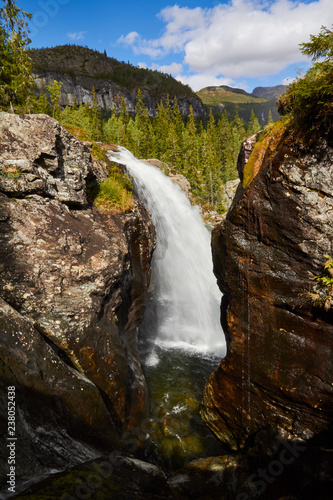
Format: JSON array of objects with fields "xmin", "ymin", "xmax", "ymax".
[
  {"xmin": 0, "ymin": 0, "xmax": 34, "ymax": 111},
  {"xmin": 91, "ymin": 86, "xmax": 102, "ymax": 140},
  {"xmin": 36, "ymin": 90, "xmax": 51, "ymax": 115},
  {"xmin": 247, "ymin": 109, "xmax": 261, "ymax": 136},
  {"xmin": 153, "ymin": 100, "xmax": 170, "ymax": 158},
  {"xmin": 217, "ymin": 110, "xmax": 235, "ymax": 183},
  {"xmin": 202, "ymin": 110, "xmax": 220, "ymax": 206},
  {"xmin": 267, "ymin": 109, "xmax": 273, "ymax": 126},
  {"xmin": 134, "ymin": 89, "xmax": 153, "ymax": 158},
  {"xmin": 72, "ymin": 95, "xmax": 78, "ymax": 111},
  {"xmin": 45, "ymin": 80, "xmax": 63, "ymax": 120},
  {"xmin": 183, "ymin": 106, "xmax": 202, "ymax": 198}
]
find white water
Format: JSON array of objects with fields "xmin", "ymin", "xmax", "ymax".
[{"xmin": 109, "ymin": 147, "xmax": 226, "ymax": 357}]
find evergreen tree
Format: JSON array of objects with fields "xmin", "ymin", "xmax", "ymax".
[
  {"xmin": 153, "ymin": 99, "xmax": 170, "ymax": 158},
  {"xmin": 231, "ymin": 105, "xmax": 246, "ymax": 170},
  {"xmin": 0, "ymin": 0, "xmax": 34, "ymax": 111},
  {"xmin": 134, "ymin": 89, "xmax": 152, "ymax": 157},
  {"xmin": 183, "ymin": 106, "xmax": 202, "ymax": 198},
  {"xmin": 267, "ymin": 109, "xmax": 273, "ymax": 126},
  {"xmin": 72, "ymin": 95, "xmax": 78, "ymax": 111},
  {"xmin": 217, "ymin": 110, "xmax": 235, "ymax": 183},
  {"xmin": 45, "ymin": 80, "xmax": 63, "ymax": 120},
  {"xmin": 36, "ymin": 90, "xmax": 51, "ymax": 115},
  {"xmin": 202, "ymin": 110, "xmax": 220, "ymax": 206},
  {"xmin": 91, "ymin": 86, "xmax": 102, "ymax": 140},
  {"xmin": 247, "ymin": 109, "xmax": 261, "ymax": 136}
]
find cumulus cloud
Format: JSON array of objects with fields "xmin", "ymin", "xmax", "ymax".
[
  {"xmin": 176, "ymin": 73, "xmax": 235, "ymax": 92},
  {"xmin": 151, "ymin": 62, "xmax": 184, "ymax": 74},
  {"xmin": 67, "ymin": 31, "xmax": 87, "ymax": 41},
  {"xmin": 118, "ymin": 0, "xmax": 333, "ymax": 80},
  {"xmin": 118, "ymin": 31, "xmax": 163, "ymax": 58}
]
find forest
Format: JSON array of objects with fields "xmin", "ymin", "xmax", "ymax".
[{"xmin": 48, "ymin": 89, "xmax": 263, "ymax": 212}]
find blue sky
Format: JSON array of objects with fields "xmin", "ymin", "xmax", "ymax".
[{"xmin": 23, "ymin": 0, "xmax": 333, "ymax": 92}]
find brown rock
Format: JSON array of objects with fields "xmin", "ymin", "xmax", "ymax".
[
  {"xmin": 202, "ymin": 127, "xmax": 333, "ymax": 451},
  {"xmin": 0, "ymin": 113, "xmax": 155, "ymax": 485}
]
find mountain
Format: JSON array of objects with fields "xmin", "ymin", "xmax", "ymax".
[
  {"xmin": 196, "ymin": 84, "xmax": 285, "ymax": 124},
  {"xmin": 29, "ymin": 45, "xmax": 206, "ymax": 118},
  {"xmin": 252, "ymin": 84, "xmax": 287, "ymax": 100},
  {"xmin": 196, "ymin": 85, "xmax": 268, "ymax": 105}
]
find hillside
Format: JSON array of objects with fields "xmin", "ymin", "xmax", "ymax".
[
  {"xmin": 29, "ymin": 45, "xmax": 195, "ymax": 98},
  {"xmin": 252, "ymin": 84, "xmax": 287, "ymax": 100},
  {"xmin": 29, "ymin": 45, "xmax": 206, "ymax": 117},
  {"xmin": 196, "ymin": 84, "xmax": 285, "ymax": 124},
  {"xmin": 196, "ymin": 85, "xmax": 268, "ymax": 105}
]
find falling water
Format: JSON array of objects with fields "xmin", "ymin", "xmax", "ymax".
[{"xmin": 109, "ymin": 147, "xmax": 226, "ymax": 358}]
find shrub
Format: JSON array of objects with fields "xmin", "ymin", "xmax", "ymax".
[{"xmin": 277, "ymin": 26, "xmax": 333, "ymax": 141}]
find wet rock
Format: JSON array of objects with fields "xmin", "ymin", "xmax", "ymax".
[
  {"xmin": 169, "ymin": 429, "xmax": 333, "ymax": 499},
  {"xmin": 0, "ymin": 113, "xmax": 156, "ymax": 487},
  {"xmin": 13, "ymin": 454, "xmax": 173, "ymax": 500},
  {"xmin": 203, "ymin": 129, "xmax": 333, "ymax": 450}
]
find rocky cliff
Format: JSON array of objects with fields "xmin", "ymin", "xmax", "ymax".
[
  {"xmin": 33, "ymin": 71, "xmax": 207, "ymax": 118},
  {"xmin": 198, "ymin": 123, "xmax": 333, "ymax": 497},
  {"xmin": 0, "ymin": 113, "xmax": 156, "ymax": 487}
]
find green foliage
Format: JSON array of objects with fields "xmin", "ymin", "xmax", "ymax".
[
  {"xmin": 0, "ymin": 165, "xmax": 21, "ymax": 179},
  {"xmin": 304, "ymin": 255, "xmax": 333, "ymax": 311},
  {"xmin": 88, "ymin": 169, "xmax": 134, "ymax": 213},
  {"xmin": 45, "ymin": 80, "xmax": 63, "ymax": 119},
  {"xmin": 29, "ymin": 44, "xmax": 196, "ymax": 99},
  {"xmin": 36, "ymin": 90, "xmax": 52, "ymax": 115},
  {"xmin": 197, "ymin": 86, "xmax": 281, "ymax": 125},
  {"xmin": 247, "ymin": 109, "xmax": 261, "ymax": 136},
  {"xmin": 57, "ymin": 90, "xmax": 250, "ymax": 212},
  {"xmin": 277, "ymin": 25, "xmax": 333, "ymax": 140},
  {"xmin": 242, "ymin": 119, "xmax": 288, "ymax": 188},
  {"xmin": 0, "ymin": 0, "xmax": 35, "ymax": 111}
]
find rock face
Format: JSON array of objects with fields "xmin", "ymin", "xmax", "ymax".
[
  {"xmin": 0, "ymin": 113, "xmax": 155, "ymax": 486},
  {"xmin": 33, "ymin": 71, "xmax": 207, "ymax": 118},
  {"xmin": 202, "ymin": 126, "xmax": 333, "ymax": 451}
]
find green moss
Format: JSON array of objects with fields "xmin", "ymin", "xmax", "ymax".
[
  {"xmin": 88, "ymin": 175, "xmax": 134, "ymax": 213},
  {"xmin": 0, "ymin": 166, "xmax": 21, "ymax": 179},
  {"xmin": 242, "ymin": 118, "xmax": 289, "ymax": 189}
]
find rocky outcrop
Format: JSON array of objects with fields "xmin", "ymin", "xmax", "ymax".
[
  {"xmin": 202, "ymin": 125, "xmax": 333, "ymax": 458},
  {"xmin": 33, "ymin": 70, "xmax": 207, "ymax": 118},
  {"xmin": 0, "ymin": 113, "xmax": 155, "ymax": 487}
]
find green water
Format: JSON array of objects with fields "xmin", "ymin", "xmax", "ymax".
[{"xmin": 139, "ymin": 341, "xmax": 226, "ymax": 474}]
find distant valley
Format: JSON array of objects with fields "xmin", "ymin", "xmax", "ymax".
[{"xmin": 196, "ymin": 84, "xmax": 287, "ymax": 124}]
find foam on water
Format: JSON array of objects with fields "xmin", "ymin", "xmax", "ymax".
[{"xmin": 109, "ymin": 147, "xmax": 226, "ymax": 357}]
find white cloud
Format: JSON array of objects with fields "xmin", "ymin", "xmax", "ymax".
[
  {"xmin": 176, "ymin": 73, "xmax": 235, "ymax": 92},
  {"xmin": 282, "ymin": 76, "xmax": 296, "ymax": 85},
  {"xmin": 151, "ymin": 62, "xmax": 184, "ymax": 74},
  {"xmin": 67, "ymin": 31, "xmax": 87, "ymax": 41},
  {"xmin": 118, "ymin": 0, "xmax": 333, "ymax": 79},
  {"xmin": 118, "ymin": 31, "xmax": 163, "ymax": 58}
]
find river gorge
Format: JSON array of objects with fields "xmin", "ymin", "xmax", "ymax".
[{"xmin": 0, "ymin": 112, "xmax": 332, "ymax": 499}]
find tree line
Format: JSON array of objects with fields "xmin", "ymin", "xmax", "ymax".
[{"xmin": 51, "ymin": 87, "xmax": 263, "ymax": 212}]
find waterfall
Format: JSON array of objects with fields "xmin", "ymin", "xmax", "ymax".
[{"xmin": 109, "ymin": 147, "xmax": 226, "ymax": 359}]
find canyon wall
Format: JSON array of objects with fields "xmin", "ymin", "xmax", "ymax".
[
  {"xmin": 195, "ymin": 125, "xmax": 333, "ymax": 498},
  {"xmin": 0, "ymin": 113, "xmax": 155, "ymax": 486}
]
